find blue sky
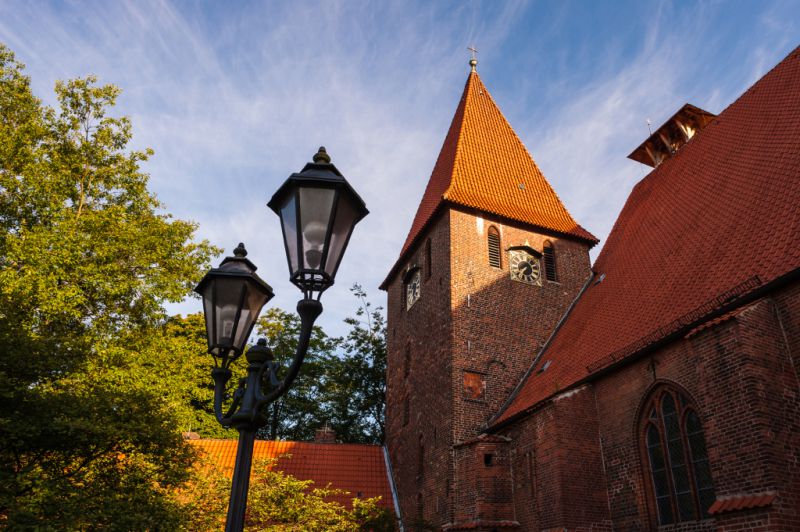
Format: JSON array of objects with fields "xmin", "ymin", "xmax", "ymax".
[{"xmin": 1, "ymin": 0, "xmax": 797, "ymax": 337}]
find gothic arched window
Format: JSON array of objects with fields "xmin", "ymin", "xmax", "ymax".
[
  {"xmin": 543, "ymin": 241, "xmax": 558, "ymax": 282},
  {"xmin": 641, "ymin": 386, "xmax": 715, "ymax": 526},
  {"xmin": 488, "ymin": 226, "xmax": 501, "ymax": 268}
]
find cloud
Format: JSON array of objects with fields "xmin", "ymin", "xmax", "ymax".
[{"xmin": 0, "ymin": 0, "xmax": 797, "ymax": 337}]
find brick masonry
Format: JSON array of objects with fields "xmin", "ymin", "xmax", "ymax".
[
  {"xmin": 382, "ymin": 47, "xmax": 800, "ymax": 532},
  {"xmin": 385, "ymin": 205, "xmax": 800, "ymax": 531},
  {"xmin": 385, "ymin": 205, "xmax": 592, "ymax": 529},
  {"xmin": 494, "ymin": 280, "xmax": 800, "ymax": 532}
]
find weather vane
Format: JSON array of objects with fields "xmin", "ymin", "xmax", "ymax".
[{"xmin": 467, "ymin": 45, "xmax": 478, "ymax": 71}]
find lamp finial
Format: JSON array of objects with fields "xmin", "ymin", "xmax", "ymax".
[{"xmin": 313, "ymin": 146, "xmax": 331, "ymax": 164}]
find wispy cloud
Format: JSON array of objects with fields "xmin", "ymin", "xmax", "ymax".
[{"xmin": 0, "ymin": 0, "xmax": 797, "ymax": 336}]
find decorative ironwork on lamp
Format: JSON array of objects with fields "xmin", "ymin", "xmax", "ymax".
[{"xmin": 194, "ymin": 147, "xmax": 367, "ymax": 532}]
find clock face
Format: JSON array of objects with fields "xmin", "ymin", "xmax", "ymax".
[
  {"xmin": 509, "ymin": 249, "xmax": 542, "ymax": 285},
  {"xmin": 406, "ymin": 269, "xmax": 421, "ymax": 309}
]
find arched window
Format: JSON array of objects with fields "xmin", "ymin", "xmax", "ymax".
[
  {"xmin": 488, "ymin": 226, "xmax": 501, "ymax": 268},
  {"xmin": 641, "ymin": 386, "xmax": 715, "ymax": 526},
  {"xmin": 543, "ymin": 241, "xmax": 558, "ymax": 282}
]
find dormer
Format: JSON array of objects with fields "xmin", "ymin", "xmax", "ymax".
[{"xmin": 628, "ymin": 104, "xmax": 716, "ymax": 168}]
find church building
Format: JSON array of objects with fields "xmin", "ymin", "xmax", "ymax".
[{"xmin": 380, "ymin": 47, "xmax": 800, "ymax": 531}]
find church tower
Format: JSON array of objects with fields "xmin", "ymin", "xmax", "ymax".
[{"xmin": 380, "ymin": 60, "xmax": 597, "ymax": 530}]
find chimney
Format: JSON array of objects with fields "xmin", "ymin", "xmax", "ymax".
[
  {"xmin": 314, "ymin": 423, "xmax": 336, "ymax": 444},
  {"xmin": 629, "ymin": 103, "xmax": 716, "ymax": 168}
]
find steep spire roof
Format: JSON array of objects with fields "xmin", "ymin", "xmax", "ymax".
[{"xmin": 383, "ymin": 68, "xmax": 597, "ymax": 286}]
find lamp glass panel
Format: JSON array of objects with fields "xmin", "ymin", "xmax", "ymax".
[
  {"xmin": 324, "ymin": 194, "xmax": 358, "ymax": 278},
  {"xmin": 231, "ymin": 281, "xmax": 272, "ymax": 350},
  {"xmin": 201, "ymin": 282, "xmax": 216, "ymax": 351},
  {"xmin": 279, "ymin": 193, "xmax": 299, "ymax": 274},
  {"xmin": 298, "ymin": 187, "xmax": 335, "ymax": 271},
  {"xmin": 213, "ymin": 277, "xmax": 247, "ymax": 354}
]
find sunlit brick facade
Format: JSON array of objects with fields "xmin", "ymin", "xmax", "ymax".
[{"xmin": 382, "ymin": 48, "xmax": 800, "ymax": 531}]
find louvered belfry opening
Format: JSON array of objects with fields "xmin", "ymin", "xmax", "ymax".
[
  {"xmin": 488, "ymin": 227, "xmax": 501, "ymax": 268},
  {"xmin": 543, "ymin": 241, "xmax": 557, "ymax": 281}
]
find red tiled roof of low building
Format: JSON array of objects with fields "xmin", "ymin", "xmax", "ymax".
[
  {"xmin": 494, "ymin": 46, "xmax": 800, "ymax": 426},
  {"xmin": 190, "ymin": 439, "xmax": 394, "ymax": 510}
]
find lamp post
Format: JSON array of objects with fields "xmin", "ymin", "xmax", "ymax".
[{"xmin": 195, "ymin": 147, "xmax": 368, "ymax": 532}]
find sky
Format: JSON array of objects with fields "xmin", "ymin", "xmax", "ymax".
[{"xmin": 0, "ymin": 0, "xmax": 797, "ymax": 338}]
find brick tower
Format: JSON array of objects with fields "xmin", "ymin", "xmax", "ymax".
[{"xmin": 380, "ymin": 60, "xmax": 597, "ymax": 530}]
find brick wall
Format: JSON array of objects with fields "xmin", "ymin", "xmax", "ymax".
[
  {"xmin": 450, "ymin": 435, "xmax": 515, "ymax": 529},
  {"xmin": 386, "ymin": 205, "xmax": 800, "ymax": 532},
  {"xmin": 692, "ymin": 292, "xmax": 800, "ymax": 531},
  {"xmin": 448, "ymin": 207, "xmax": 592, "ymax": 444},
  {"xmin": 384, "ymin": 206, "xmax": 592, "ymax": 529},
  {"xmin": 493, "ymin": 280, "xmax": 800, "ymax": 532},
  {"xmin": 504, "ymin": 385, "xmax": 611, "ymax": 531},
  {"xmin": 385, "ymin": 209, "xmax": 455, "ymax": 529}
]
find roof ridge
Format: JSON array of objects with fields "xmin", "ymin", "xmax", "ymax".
[{"xmin": 441, "ymin": 71, "xmax": 474, "ymax": 201}]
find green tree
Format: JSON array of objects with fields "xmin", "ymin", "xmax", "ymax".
[
  {"xmin": 252, "ymin": 285, "xmax": 386, "ymax": 444},
  {"xmin": 254, "ymin": 307, "xmax": 339, "ymax": 441},
  {"xmin": 321, "ymin": 284, "xmax": 386, "ymax": 443},
  {"xmin": 0, "ymin": 43, "xmax": 217, "ymax": 528},
  {"xmin": 134, "ymin": 313, "xmax": 230, "ymax": 439}
]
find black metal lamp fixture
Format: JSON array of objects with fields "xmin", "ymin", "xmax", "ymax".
[
  {"xmin": 268, "ymin": 146, "xmax": 369, "ymax": 300},
  {"xmin": 194, "ymin": 243, "xmax": 274, "ymax": 367},
  {"xmin": 194, "ymin": 147, "xmax": 367, "ymax": 532}
]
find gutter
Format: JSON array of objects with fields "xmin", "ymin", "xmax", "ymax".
[{"xmin": 382, "ymin": 445, "xmax": 405, "ymax": 532}]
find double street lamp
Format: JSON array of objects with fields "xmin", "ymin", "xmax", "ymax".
[{"xmin": 194, "ymin": 147, "xmax": 368, "ymax": 531}]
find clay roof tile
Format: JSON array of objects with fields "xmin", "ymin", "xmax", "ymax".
[
  {"xmin": 190, "ymin": 439, "xmax": 394, "ymax": 510},
  {"xmin": 382, "ymin": 70, "xmax": 596, "ymax": 288},
  {"xmin": 493, "ymin": 46, "xmax": 800, "ymax": 426}
]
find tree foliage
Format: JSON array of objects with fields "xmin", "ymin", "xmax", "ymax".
[
  {"xmin": 325, "ymin": 284, "xmax": 387, "ymax": 444},
  {"xmin": 253, "ymin": 284, "xmax": 386, "ymax": 444},
  {"xmin": 255, "ymin": 306, "xmax": 340, "ymax": 441},
  {"xmin": 181, "ymin": 456, "xmax": 394, "ymax": 531},
  {"xmin": 0, "ymin": 43, "xmax": 218, "ymax": 527},
  {"xmin": 0, "ymin": 41, "xmax": 388, "ymax": 528}
]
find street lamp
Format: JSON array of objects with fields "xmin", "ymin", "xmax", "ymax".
[{"xmin": 195, "ymin": 147, "xmax": 368, "ymax": 532}]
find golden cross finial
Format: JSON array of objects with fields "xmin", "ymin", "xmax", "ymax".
[{"xmin": 467, "ymin": 46, "xmax": 478, "ymax": 71}]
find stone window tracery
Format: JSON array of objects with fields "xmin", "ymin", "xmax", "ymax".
[{"xmin": 641, "ymin": 385, "xmax": 715, "ymax": 526}]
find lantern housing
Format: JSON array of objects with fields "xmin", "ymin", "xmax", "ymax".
[
  {"xmin": 194, "ymin": 243, "xmax": 274, "ymax": 363},
  {"xmin": 268, "ymin": 147, "xmax": 368, "ymax": 298}
]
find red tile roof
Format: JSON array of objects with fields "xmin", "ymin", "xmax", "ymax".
[
  {"xmin": 190, "ymin": 439, "xmax": 395, "ymax": 511},
  {"xmin": 382, "ymin": 69, "xmax": 596, "ymax": 288},
  {"xmin": 494, "ymin": 46, "xmax": 800, "ymax": 426},
  {"xmin": 707, "ymin": 492, "xmax": 776, "ymax": 515}
]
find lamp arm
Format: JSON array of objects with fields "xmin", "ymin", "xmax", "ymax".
[
  {"xmin": 256, "ymin": 298, "xmax": 322, "ymax": 406},
  {"xmin": 211, "ymin": 367, "xmax": 236, "ymax": 427}
]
